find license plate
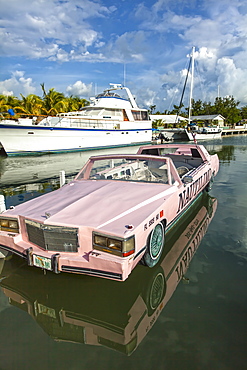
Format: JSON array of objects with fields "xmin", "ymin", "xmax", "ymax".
[
  {"xmin": 37, "ymin": 303, "xmax": 56, "ymax": 319},
  {"xmin": 33, "ymin": 254, "xmax": 52, "ymax": 271}
]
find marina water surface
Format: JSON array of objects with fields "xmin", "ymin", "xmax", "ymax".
[{"xmin": 0, "ymin": 136, "xmax": 247, "ymax": 370}]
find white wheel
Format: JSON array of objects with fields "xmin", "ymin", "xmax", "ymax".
[{"xmin": 142, "ymin": 223, "xmax": 165, "ymax": 267}]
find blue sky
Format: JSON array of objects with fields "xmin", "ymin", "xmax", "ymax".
[{"xmin": 0, "ymin": 0, "xmax": 247, "ymax": 112}]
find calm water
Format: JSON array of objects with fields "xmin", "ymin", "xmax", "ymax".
[{"xmin": 0, "ymin": 136, "xmax": 247, "ymax": 370}]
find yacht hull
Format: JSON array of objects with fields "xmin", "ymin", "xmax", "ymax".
[
  {"xmin": 0, "ymin": 124, "xmax": 152, "ymax": 156},
  {"xmin": 186, "ymin": 130, "xmax": 222, "ymax": 141}
]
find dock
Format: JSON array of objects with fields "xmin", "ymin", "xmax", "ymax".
[{"xmin": 222, "ymin": 127, "xmax": 247, "ymax": 136}]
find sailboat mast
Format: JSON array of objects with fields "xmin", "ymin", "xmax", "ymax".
[{"xmin": 188, "ymin": 46, "xmax": 195, "ymax": 125}]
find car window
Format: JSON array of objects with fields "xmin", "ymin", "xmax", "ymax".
[{"xmin": 79, "ymin": 157, "xmax": 170, "ymax": 184}]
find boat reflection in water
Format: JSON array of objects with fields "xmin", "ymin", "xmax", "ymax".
[
  {"xmin": 0, "ymin": 146, "xmax": 139, "ymax": 187},
  {"xmin": 0, "ymin": 192, "xmax": 217, "ymax": 355}
]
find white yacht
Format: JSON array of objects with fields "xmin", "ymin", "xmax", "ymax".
[
  {"xmin": 182, "ymin": 47, "xmax": 223, "ymax": 141},
  {"xmin": 0, "ymin": 84, "xmax": 152, "ymax": 156},
  {"xmin": 186, "ymin": 125, "xmax": 222, "ymax": 141}
]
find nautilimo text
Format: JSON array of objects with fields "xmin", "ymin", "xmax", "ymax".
[{"xmin": 177, "ymin": 169, "xmax": 212, "ymax": 213}]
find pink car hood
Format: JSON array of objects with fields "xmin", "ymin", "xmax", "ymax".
[{"xmin": 5, "ymin": 180, "xmax": 173, "ymax": 233}]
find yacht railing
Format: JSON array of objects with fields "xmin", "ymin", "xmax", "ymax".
[{"xmin": 41, "ymin": 117, "xmax": 123, "ymax": 129}]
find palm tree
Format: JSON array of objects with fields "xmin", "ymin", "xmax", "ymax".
[
  {"xmin": 64, "ymin": 95, "xmax": 89, "ymax": 112},
  {"xmin": 0, "ymin": 95, "xmax": 19, "ymax": 116},
  {"xmin": 0, "ymin": 96, "xmax": 11, "ymax": 115},
  {"xmin": 14, "ymin": 94, "xmax": 44, "ymax": 116},
  {"xmin": 41, "ymin": 83, "xmax": 66, "ymax": 115}
]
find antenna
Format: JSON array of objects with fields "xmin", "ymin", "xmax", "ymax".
[
  {"xmin": 123, "ymin": 63, "xmax": 126, "ymax": 87},
  {"xmin": 188, "ymin": 46, "xmax": 195, "ymax": 125}
]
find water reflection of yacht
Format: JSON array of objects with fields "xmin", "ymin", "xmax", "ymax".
[
  {"xmin": 0, "ymin": 146, "xmax": 139, "ymax": 186},
  {"xmin": 0, "ymin": 193, "xmax": 217, "ymax": 355}
]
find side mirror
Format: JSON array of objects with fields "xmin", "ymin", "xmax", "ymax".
[{"xmin": 182, "ymin": 175, "xmax": 193, "ymax": 184}]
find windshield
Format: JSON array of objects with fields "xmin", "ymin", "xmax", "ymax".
[{"xmin": 77, "ymin": 157, "xmax": 171, "ymax": 184}]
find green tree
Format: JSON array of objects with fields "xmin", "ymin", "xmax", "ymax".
[
  {"xmin": 202, "ymin": 101, "xmax": 213, "ymax": 115},
  {"xmin": 152, "ymin": 119, "xmax": 165, "ymax": 129},
  {"xmin": 182, "ymin": 96, "xmax": 241, "ymax": 125},
  {"xmin": 0, "ymin": 96, "xmax": 11, "ymax": 114},
  {"xmin": 184, "ymin": 99, "xmax": 213, "ymax": 116},
  {"xmin": 148, "ymin": 105, "xmax": 156, "ymax": 114},
  {"xmin": 0, "ymin": 95, "xmax": 20, "ymax": 116},
  {"xmin": 191, "ymin": 99, "xmax": 203, "ymax": 115},
  {"xmin": 168, "ymin": 104, "xmax": 184, "ymax": 115},
  {"xmin": 64, "ymin": 95, "xmax": 89, "ymax": 111},
  {"xmin": 240, "ymin": 105, "xmax": 247, "ymax": 119},
  {"xmin": 15, "ymin": 94, "xmax": 44, "ymax": 116},
  {"xmin": 213, "ymin": 96, "xmax": 241, "ymax": 124},
  {"xmin": 41, "ymin": 83, "xmax": 67, "ymax": 115}
]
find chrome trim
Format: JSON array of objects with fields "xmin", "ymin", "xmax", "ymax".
[
  {"xmin": 51, "ymin": 253, "xmax": 60, "ymax": 274},
  {"xmin": 0, "ymin": 244, "xmax": 26, "ymax": 259},
  {"xmin": 134, "ymin": 246, "xmax": 146, "ymax": 260},
  {"xmin": 25, "ymin": 219, "xmax": 78, "ymax": 252},
  {"xmin": 61, "ymin": 265, "xmax": 122, "ymax": 280},
  {"xmin": 26, "ymin": 247, "xmax": 33, "ymax": 266}
]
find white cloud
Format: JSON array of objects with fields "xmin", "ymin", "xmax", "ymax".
[
  {"xmin": 0, "ymin": 0, "xmax": 114, "ymax": 60},
  {"xmin": 216, "ymin": 57, "xmax": 247, "ymax": 104},
  {"xmin": 101, "ymin": 31, "xmax": 147, "ymax": 63},
  {"xmin": 194, "ymin": 48, "xmax": 217, "ymax": 69},
  {"xmin": 0, "ymin": 0, "xmax": 247, "ymax": 110},
  {"xmin": 0, "ymin": 71, "xmax": 36, "ymax": 97},
  {"xmin": 161, "ymin": 70, "xmax": 182, "ymax": 87},
  {"xmin": 135, "ymin": 0, "xmax": 247, "ymax": 70},
  {"xmin": 66, "ymin": 81, "xmax": 93, "ymax": 97},
  {"xmin": 138, "ymin": 87, "xmax": 157, "ymax": 108}
]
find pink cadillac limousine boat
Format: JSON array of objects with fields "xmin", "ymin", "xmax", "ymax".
[
  {"xmin": 0, "ymin": 144, "xmax": 219, "ymax": 281},
  {"xmin": 0, "ymin": 193, "xmax": 217, "ymax": 355}
]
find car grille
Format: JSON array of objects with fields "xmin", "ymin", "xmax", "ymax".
[{"xmin": 25, "ymin": 220, "xmax": 78, "ymax": 252}]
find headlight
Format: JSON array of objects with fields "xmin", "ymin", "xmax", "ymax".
[
  {"xmin": 93, "ymin": 232, "xmax": 135, "ymax": 257},
  {"xmin": 0, "ymin": 217, "xmax": 19, "ymax": 233}
]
